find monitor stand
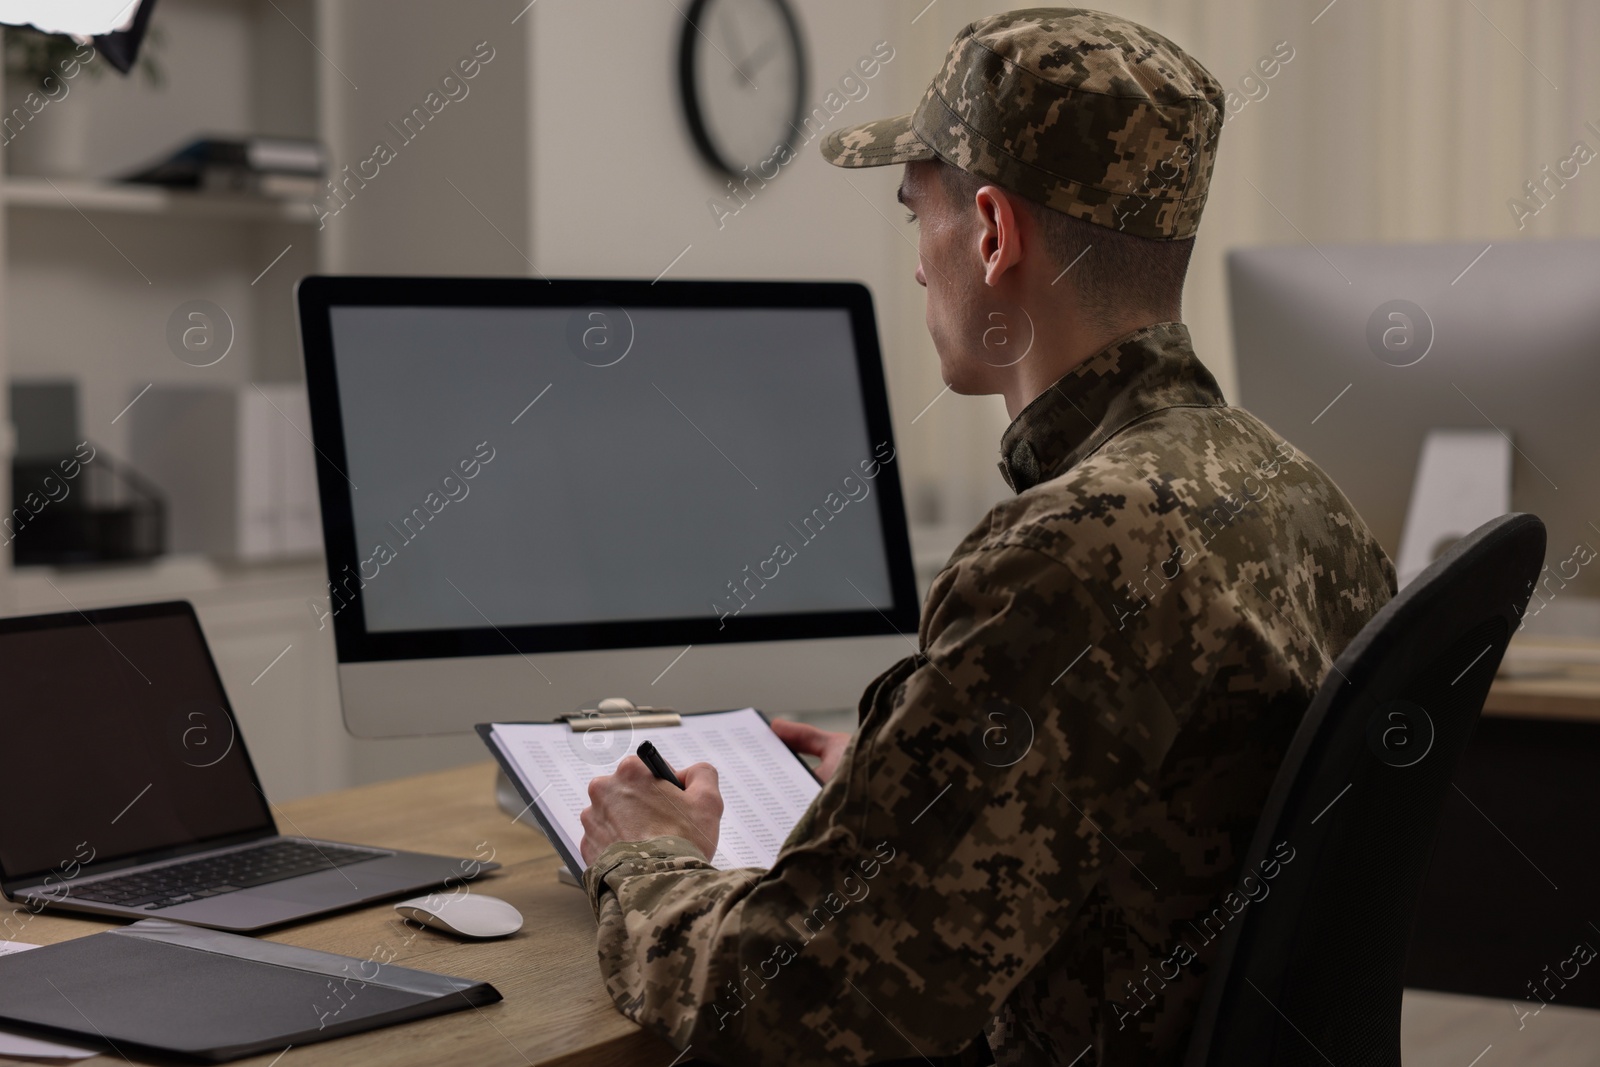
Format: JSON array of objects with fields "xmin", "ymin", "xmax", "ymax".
[
  {"xmin": 493, "ymin": 767, "xmax": 540, "ymax": 828},
  {"xmin": 1396, "ymin": 429, "xmax": 1510, "ymax": 588}
]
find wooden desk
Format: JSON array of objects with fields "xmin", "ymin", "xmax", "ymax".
[
  {"xmin": 1485, "ymin": 673, "xmax": 1600, "ymax": 720},
  {"xmin": 6, "ymin": 658, "xmax": 1597, "ymax": 1067},
  {"xmin": 0, "ymin": 761, "xmax": 673, "ymax": 1067},
  {"xmin": 1402, "ymin": 988, "xmax": 1600, "ymax": 1064},
  {"xmin": 1487, "ymin": 639, "xmax": 1600, "ymax": 722}
]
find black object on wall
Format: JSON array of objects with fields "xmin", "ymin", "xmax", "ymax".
[{"xmin": 94, "ymin": 0, "xmax": 160, "ymax": 74}]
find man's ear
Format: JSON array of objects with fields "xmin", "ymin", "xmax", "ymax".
[{"xmin": 973, "ymin": 185, "xmax": 1024, "ymax": 287}]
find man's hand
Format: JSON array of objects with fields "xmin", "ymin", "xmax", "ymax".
[
  {"xmin": 770, "ymin": 719, "xmax": 852, "ymax": 783},
  {"xmin": 579, "ymin": 757, "xmax": 723, "ymax": 866}
]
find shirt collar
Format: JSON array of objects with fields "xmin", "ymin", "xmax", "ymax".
[{"xmin": 997, "ymin": 322, "xmax": 1225, "ymax": 494}]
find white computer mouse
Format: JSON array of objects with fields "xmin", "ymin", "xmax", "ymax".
[{"xmin": 394, "ymin": 892, "xmax": 524, "ymax": 939}]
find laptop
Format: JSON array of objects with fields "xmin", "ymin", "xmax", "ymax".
[{"xmin": 0, "ymin": 600, "xmax": 497, "ymax": 932}]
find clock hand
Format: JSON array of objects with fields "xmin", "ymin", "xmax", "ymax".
[
  {"xmin": 717, "ymin": 10, "xmax": 753, "ymax": 86},
  {"xmin": 684, "ymin": 5, "xmax": 756, "ymax": 88},
  {"xmin": 738, "ymin": 38, "xmax": 780, "ymax": 81}
]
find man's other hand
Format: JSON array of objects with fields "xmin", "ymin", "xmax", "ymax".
[
  {"xmin": 579, "ymin": 757, "xmax": 723, "ymax": 866},
  {"xmin": 770, "ymin": 719, "xmax": 852, "ymax": 783}
]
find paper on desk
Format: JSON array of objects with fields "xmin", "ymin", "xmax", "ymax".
[
  {"xmin": 491, "ymin": 707, "xmax": 822, "ymax": 873},
  {"xmin": 0, "ymin": 941, "xmax": 99, "ymax": 1059}
]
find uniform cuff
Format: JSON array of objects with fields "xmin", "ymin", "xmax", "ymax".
[{"xmin": 581, "ymin": 835, "xmax": 712, "ymax": 914}]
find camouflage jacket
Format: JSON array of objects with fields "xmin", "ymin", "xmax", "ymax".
[{"xmin": 583, "ymin": 322, "xmax": 1397, "ymax": 1066}]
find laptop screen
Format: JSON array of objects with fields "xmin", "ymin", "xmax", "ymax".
[{"xmin": 0, "ymin": 603, "xmax": 274, "ymax": 886}]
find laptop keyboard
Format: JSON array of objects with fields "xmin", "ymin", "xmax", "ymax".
[{"xmin": 63, "ymin": 839, "xmax": 388, "ymax": 910}]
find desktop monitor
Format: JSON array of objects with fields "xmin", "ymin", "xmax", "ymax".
[
  {"xmin": 296, "ymin": 277, "xmax": 920, "ymax": 737},
  {"xmin": 1228, "ymin": 238, "xmax": 1599, "ymax": 613}
]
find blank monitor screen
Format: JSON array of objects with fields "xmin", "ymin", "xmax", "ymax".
[
  {"xmin": 298, "ymin": 278, "xmax": 919, "ymax": 663},
  {"xmin": 330, "ymin": 305, "xmax": 891, "ymax": 633}
]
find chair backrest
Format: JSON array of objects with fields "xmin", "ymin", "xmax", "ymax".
[{"xmin": 1183, "ymin": 512, "xmax": 1547, "ymax": 1067}]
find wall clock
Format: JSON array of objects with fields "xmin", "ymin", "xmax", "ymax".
[{"xmin": 678, "ymin": 0, "xmax": 807, "ymax": 178}]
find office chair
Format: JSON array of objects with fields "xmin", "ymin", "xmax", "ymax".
[{"xmin": 1182, "ymin": 512, "xmax": 1547, "ymax": 1067}]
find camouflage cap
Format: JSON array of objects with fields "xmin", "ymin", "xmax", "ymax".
[{"xmin": 820, "ymin": 7, "xmax": 1224, "ymax": 240}]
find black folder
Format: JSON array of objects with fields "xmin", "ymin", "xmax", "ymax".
[{"xmin": 0, "ymin": 919, "xmax": 501, "ymax": 1063}]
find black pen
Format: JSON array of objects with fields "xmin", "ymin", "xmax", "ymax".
[{"xmin": 636, "ymin": 741, "xmax": 686, "ymax": 790}]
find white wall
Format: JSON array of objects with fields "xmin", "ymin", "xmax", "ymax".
[
  {"xmin": 526, "ymin": 0, "xmax": 1015, "ymax": 555},
  {"xmin": 317, "ymin": 0, "xmax": 530, "ymax": 277},
  {"xmin": 531, "ymin": 0, "xmax": 1600, "ymax": 548}
]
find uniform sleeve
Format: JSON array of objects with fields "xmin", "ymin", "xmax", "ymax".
[{"xmin": 581, "ymin": 541, "xmax": 1182, "ymax": 1065}]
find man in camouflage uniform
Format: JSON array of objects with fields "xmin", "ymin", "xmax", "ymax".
[{"xmin": 578, "ymin": 9, "xmax": 1395, "ymax": 1065}]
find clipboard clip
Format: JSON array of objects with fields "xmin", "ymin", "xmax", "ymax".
[{"xmin": 558, "ymin": 696, "xmax": 681, "ymax": 732}]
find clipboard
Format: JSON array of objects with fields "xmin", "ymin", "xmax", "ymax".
[{"xmin": 477, "ymin": 706, "xmax": 823, "ymax": 877}]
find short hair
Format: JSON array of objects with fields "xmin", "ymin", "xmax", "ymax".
[{"xmin": 936, "ymin": 161, "xmax": 1194, "ymax": 327}]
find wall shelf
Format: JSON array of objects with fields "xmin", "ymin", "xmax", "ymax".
[
  {"xmin": 3, "ymin": 177, "xmax": 318, "ymax": 223},
  {"xmin": 0, "ymin": 0, "xmax": 534, "ymax": 801},
  {"xmin": 0, "ymin": 0, "xmax": 336, "ymax": 802}
]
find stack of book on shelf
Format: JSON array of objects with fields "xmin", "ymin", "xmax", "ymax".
[{"xmin": 120, "ymin": 135, "xmax": 326, "ymax": 199}]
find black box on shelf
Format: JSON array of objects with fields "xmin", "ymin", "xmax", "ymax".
[{"xmin": 9, "ymin": 449, "xmax": 165, "ymax": 566}]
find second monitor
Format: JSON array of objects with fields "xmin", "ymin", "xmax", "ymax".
[{"xmin": 1229, "ymin": 238, "xmax": 1600, "ymax": 612}]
